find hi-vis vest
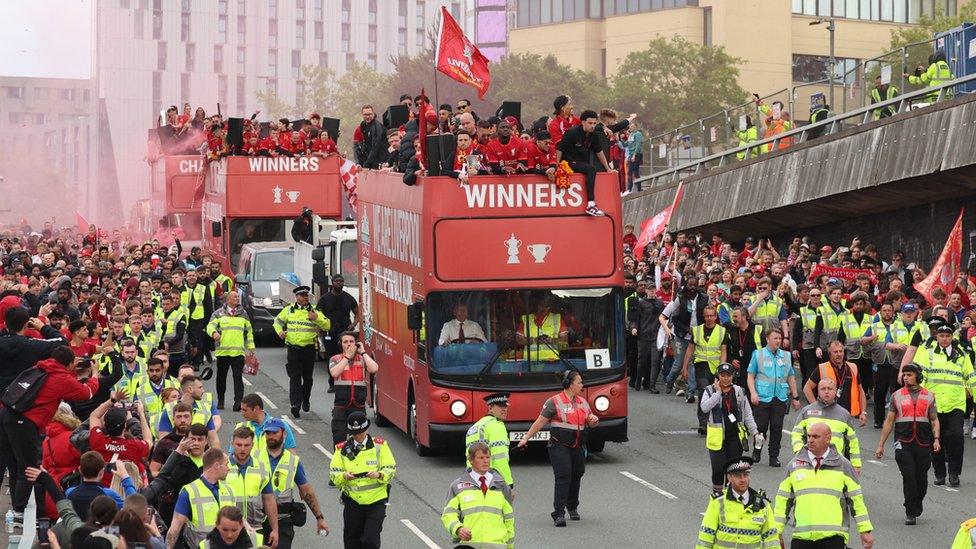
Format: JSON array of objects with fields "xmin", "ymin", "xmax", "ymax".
[
  {"xmin": 798, "ymin": 306, "xmax": 820, "ymax": 349},
  {"xmin": 842, "ymin": 313, "xmax": 872, "ymax": 359},
  {"xmin": 332, "ymin": 355, "xmax": 367, "ymax": 407},
  {"xmin": 214, "ymin": 273, "xmax": 234, "ymax": 294},
  {"xmin": 182, "ymin": 283, "xmax": 212, "ymax": 321},
  {"xmin": 951, "ymin": 518, "xmax": 976, "ymax": 549},
  {"xmin": 164, "ymin": 394, "xmax": 214, "ymax": 429},
  {"xmin": 163, "ymin": 308, "xmax": 187, "ymax": 354},
  {"xmin": 697, "ymin": 488, "xmax": 778, "ymax": 549},
  {"xmin": 735, "ymin": 126, "xmax": 759, "ymax": 160},
  {"xmin": 274, "ymin": 304, "xmax": 330, "ymax": 347},
  {"xmin": 704, "ymin": 385, "xmax": 748, "ymax": 452},
  {"xmin": 133, "ymin": 376, "xmax": 179, "ymax": 438},
  {"xmin": 549, "ymin": 391, "xmax": 590, "ymax": 448},
  {"xmin": 870, "ymin": 84, "xmax": 899, "ymax": 120},
  {"xmin": 692, "ymin": 324, "xmax": 726, "ymax": 374},
  {"xmin": 465, "ymin": 415, "xmax": 513, "ymax": 486},
  {"xmin": 524, "ymin": 313, "xmax": 563, "ymax": 361},
  {"xmin": 441, "ymin": 470, "xmax": 515, "ymax": 549},
  {"xmin": 909, "ymin": 60, "xmax": 953, "ymax": 102},
  {"xmin": 891, "ymin": 387, "xmax": 935, "ymax": 446},
  {"xmin": 114, "ymin": 359, "xmax": 148, "ymax": 399},
  {"xmin": 917, "ymin": 344, "xmax": 975, "ymax": 414},
  {"xmin": 818, "ymin": 304, "xmax": 846, "ymax": 349},
  {"xmin": 269, "ymin": 450, "xmax": 301, "ymax": 505},
  {"xmin": 180, "ymin": 478, "xmax": 237, "ymax": 547},
  {"xmin": 752, "ymin": 297, "xmax": 784, "ymax": 334},
  {"xmin": 206, "ymin": 307, "xmax": 255, "ymax": 357},
  {"xmin": 818, "ymin": 362, "xmax": 863, "ymax": 417},
  {"xmin": 225, "ymin": 457, "xmax": 272, "ymax": 530},
  {"xmin": 329, "ymin": 437, "xmax": 397, "ymax": 505}
]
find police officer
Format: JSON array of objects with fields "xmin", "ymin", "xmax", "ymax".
[
  {"xmin": 518, "ymin": 370, "xmax": 598, "ymax": 527},
  {"xmin": 701, "ymin": 363, "xmax": 761, "ymax": 495},
  {"xmin": 263, "ymin": 418, "xmax": 330, "ymax": 548},
  {"xmin": 329, "ymin": 331, "xmax": 379, "ymax": 445},
  {"xmin": 696, "ymin": 456, "xmax": 778, "ymax": 549},
  {"xmin": 465, "ymin": 392, "xmax": 513, "ymax": 488},
  {"xmin": 225, "ymin": 426, "xmax": 278, "ymax": 547},
  {"xmin": 913, "ymin": 323, "xmax": 975, "ymax": 487},
  {"xmin": 774, "ymin": 422, "xmax": 874, "ymax": 549},
  {"xmin": 207, "ymin": 290, "xmax": 255, "ymax": 411},
  {"xmin": 167, "ymin": 448, "xmax": 238, "ymax": 549},
  {"xmin": 275, "ymin": 286, "xmax": 331, "ymax": 418},
  {"xmin": 875, "ymin": 363, "xmax": 940, "ymax": 525},
  {"xmin": 442, "ymin": 441, "xmax": 515, "ymax": 548},
  {"xmin": 907, "ymin": 50, "xmax": 954, "ymax": 103},
  {"xmin": 329, "ymin": 411, "xmax": 396, "ymax": 549}
]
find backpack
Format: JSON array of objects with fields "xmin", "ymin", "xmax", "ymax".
[{"xmin": 1, "ymin": 367, "xmax": 48, "ymax": 413}]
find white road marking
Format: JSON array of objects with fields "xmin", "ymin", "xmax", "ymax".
[
  {"xmin": 867, "ymin": 459, "xmax": 888, "ymax": 467},
  {"xmin": 283, "ymin": 415, "xmax": 306, "ymax": 435},
  {"xmin": 313, "ymin": 442, "xmax": 333, "ymax": 459},
  {"xmin": 242, "ymin": 377, "xmax": 252, "ymax": 386},
  {"xmin": 782, "ymin": 429, "xmax": 792, "ymax": 436},
  {"xmin": 620, "ymin": 471, "xmax": 678, "ymax": 500},
  {"xmin": 254, "ymin": 392, "xmax": 277, "ymax": 409},
  {"xmin": 945, "ymin": 487, "xmax": 960, "ymax": 492},
  {"xmin": 661, "ymin": 429, "xmax": 699, "ymax": 435},
  {"xmin": 399, "ymin": 519, "xmax": 443, "ymax": 549}
]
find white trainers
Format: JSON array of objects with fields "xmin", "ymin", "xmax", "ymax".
[
  {"xmin": 675, "ymin": 389, "xmax": 686, "ymax": 397},
  {"xmin": 585, "ymin": 204, "xmax": 606, "ymax": 217}
]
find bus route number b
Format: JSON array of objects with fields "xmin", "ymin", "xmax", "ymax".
[{"xmin": 585, "ymin": 349, "xmax": 611, "ymax": 369}]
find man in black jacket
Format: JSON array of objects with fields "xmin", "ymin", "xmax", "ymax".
[
  {"xmin": 593, "ymin": 109, "xmax": 635, "ymax": 172},
  {"xmin": 290, "ymin": 207, "xmax": 313, "ymax": 244},
  {"xmin": 630, "ymin": 279, "xmax": 666, "ymax": 392},
  {"xmin": 140, "ymin": 423, "xmax": 207, "ymax": 523},
  {"xmin": 554, "ymin": 110, "xmax": 616, "ymax": 217},
  {"xmin": 354, "ymin": 105, "xmax": 387, "ymax": 170},
  {"xmin": 0, "ymin": 304, "xmax": 66, "ymax": 394}
]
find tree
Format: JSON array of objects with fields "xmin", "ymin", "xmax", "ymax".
[
  {"xmin": 886, "ymin": 3, "xmax": 976, "ymax": 82},
  {"xmin": 609, "ymin": 36, "xmax": 746, "ymax": 140}
]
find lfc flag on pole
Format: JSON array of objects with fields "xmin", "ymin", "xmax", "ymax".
[
  {"xmin": 914, "ymin": 208, "xmax": 964, "ymax": 305},
  {"xmin": 435, "ymin": 7, "xmax": 491, "ymax": 99},
  {"xmin": 633, "ymin": 183, "xmax": 684, "ymax": 260}
]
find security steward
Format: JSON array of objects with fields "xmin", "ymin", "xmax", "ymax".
[
  {"xmin": 226, "ymin": 426, "xmax": 278, "ymax": 547},
  {"xmin": 465, "ymin": 392, "xmax": 514, "ymax": 488},
  {"xmin": 697, "ymin": 456, "xmax": 778, "ymax": 549},
  {"xmin": 442, "ymin": 441, "xmax": 515, "ymax": 548},
  {"xmin": 774, "ymin": 422, "xmax": 874, "ymax": 549},
  {"xmin": 912, "ymin": 323, "xmax": 974, "ymax": 487},
  {"xmin": 206, "ymin": 290, "xmax": 256, "ymax": 411},
  {"xmin": 907, "ymin": 50, "xmax": 954, "ymax": 104},
  {"xmin": 167, "ymin": 448, "xmax": 238, "ymax": 549},
  {"xmin": 329, "ymin": 411, "xmax": 396, "ymax": 549},
  {"xmin": 183, "ymin": 266, "xmax": 216, "ymax": 368},
  {"xmin": 701, "ymin": 363, "xmax": 761, "ymax": 495},
  {"xmin": 274, "ymin": 286, "xmax": 331, "ymax": 419},
  {"xmin": 875, "ymin": 363, "xmax": 940, "ymax": 525},
  {"xmin": 161, "ymin": 292, "xmax": 189, "ymax": 376},
  {"xmin": 803, "ymin": 340, "xmax": 867, "ymax": 426},
  {"xmin": 791, "ymin": 378, "xmax": 862, "ymax": 471},
  {"xmin": 263, "ymin": 418, "xmax": 330, "ymax": 548},
  {"xmin": 131, "ymin": 356, "xmax": 179, "ymax": 440},
  {"xmin": 328, "ymin": 332, "xmax": 379, "ymax": 445},
  {"xmin": 682, "ymin": 306, "xmax": 729, "ymax": 434},
  {"xmin": 517, "ymin": 370, "xmax": 598, "ymax": 527},
  {"xmin": 515, "ymin": 294, "xmax": 568, "ymax": 366}
]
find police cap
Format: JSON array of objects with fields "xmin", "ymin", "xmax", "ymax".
[{"xmin": 483, "ymin": 392, "xmax": 510, "ymax": 407}]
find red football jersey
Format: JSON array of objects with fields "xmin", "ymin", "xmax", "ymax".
[
  {"xmin": 485, "ymin": 136, "xmax": 527, "ymax": 169},
  {"xmin": 525, "ymin": 141, "xmax": 556, "ymax": 169}
]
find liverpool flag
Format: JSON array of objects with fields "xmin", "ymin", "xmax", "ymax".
[
  {"xmin": 914, "ymin": 208, "xmax": 964, "ymax": 306},
  {"xmin": 435, "ymin": 7, "xmax": 491, "ymax": 99}
]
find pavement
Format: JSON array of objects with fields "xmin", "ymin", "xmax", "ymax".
[{"xmin": 4, "ymin": 347, "xmax": 975, "ymax": 548}]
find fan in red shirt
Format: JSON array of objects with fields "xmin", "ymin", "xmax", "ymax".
[
  {"xmin": 452, "ymin": 131, "xmax": 477, "ymax": 172},
  {"xmin": 67, "ymin": 319, "xmax": 99, "ymax": 358},
  {"xmin": 242, "ymin": 135, "xmax": 262, "ymax": 156},
  {"xmin": 525, "ymin": 131, "xmax": 556, "ymax": 175},
  {"xmin": 485, "ymin": 120, "xmax": 527, "ymax": 175},
  {"xmin": 259, "ymin": 132, "xmax": 279, "ymax": 156},
  {"xmin": 88, "ymin": 399, "xmax": 151, "ymax": 486},
  {"xmin": 309, "ymin": 129, "xmax": 338, "ymax": 157},
  {"xmin": 547, "ymin": 95, "xmax": 581, "ymax": 147},
  {"xmin": 207, "ymin": 127, "xmax": 228, "ymax": 160}
]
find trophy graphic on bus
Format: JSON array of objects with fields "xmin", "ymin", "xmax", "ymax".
[
  {"xmin": 504, "ymin": 233, "xmax": 522, "ymax": 264},
  {"xmin": 527, "ymin": 243, "xmax": 552, "ymax": 263}
]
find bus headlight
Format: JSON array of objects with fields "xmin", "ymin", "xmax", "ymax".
[
  {"xmin": 450, "ymin": 400, "xmax": 467, "ymax": 418},
  {"xmin": 593, "ymin": 396, "xmax": 610, "ymax": 412}
]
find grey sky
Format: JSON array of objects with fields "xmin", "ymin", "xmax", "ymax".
[{"xmin": 0, "ymin": 0, "xmax": 92, "ymax": 80}]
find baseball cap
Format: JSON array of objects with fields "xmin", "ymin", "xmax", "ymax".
[
  {"xmin": 900, "ymin": 303, "xmax": 918, "ymax": 313},
  {"xmin": 716, "ymin": 363, "xmax": 735, "ymax": 376},
  {"xmin": 104, "ymin": 407, "xmax": 127, "ymax": 435},
  {"xmin": 264, "ymin": 418, "xmax": 287, "ymax": 433}
]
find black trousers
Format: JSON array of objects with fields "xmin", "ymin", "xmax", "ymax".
[
  {"xmin": 798, "ymin": 348, "xmax": 819, "ymax": 385},
  {"xmin": 933, "ymin": 409, "xmax": 965, "ymax": 478},
  {"xmin": 342, "ymin": 498, "xmax": 386, "ymax": 549},
  {"xmin": 548, "ymin": 443, "xmax": 585, "ymax": 517},
  {"xmin": 626, "ymin": 334, "xmax": 639, "ymax": 387},
  {"xmin": 637, "ymin": 340, "xmax": 662, "ymax": 389},
  {"xmin": 167, "ymin": 352, "xmax": 187, "ymax": 378},
  {"xmin": 216, "ymin": 355, "xmax": 245, "ymax": 406},
  {"xmin": 0, "ymin": 408, "xmax": 42, "ymax": 512},
  {"xmin": 753, "ymin": 399, "xmax": 789, "ymax": 460},
  {"xmin": 896, "ymin": 440, "xmax": 932, "ymax": 517},
  {"xmin": 873, "ymin": 363, "xmax": 898, "ymax": 424},
  {"xmin": 695, "ymin": 364, "xmax": 715, "ymax": 427},
  {"xmin": 853, "ymin": 356, "xmax": 873, "ymax": 396},
  {"xmin": 286, "ymin": 345, "xmax": 317, "ymax": 409},
  {"xmin": 332, "ymin": 405, "xmax": 366, "ymax": 445},
  {"xmin": 187, "ymin": 319, "xmax": 207, "ymax": 366},
  {"xmin": 791, "ymin": 536, "xmax": 846, "ymax": 549},
  {"xmin": 567, "ymin": 161, "xmax": 597, "ymax": 202},
  {"xmin": 709, "ymin": 435, "xmax": 743, "ymax": 488},
  {"xmin": 264, "ymin": 516, "xmax": 295, "ymax": 549}
]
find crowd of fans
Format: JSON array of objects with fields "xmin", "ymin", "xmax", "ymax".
[{"xmin": 0, "ymin": 221, "xmax": 327, "ymax": 549}]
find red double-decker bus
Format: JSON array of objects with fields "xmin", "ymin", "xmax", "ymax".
[
  {"xmin": 359, "ymin": 170, "xmax": 628, "ymax": 455},
  {"xmin": 200, "ymin": 154, "xmax": 345, "ymax": 274},
  {"xmin": 148, "ymin": 155, "xmax": 206, "ymax": 245}
]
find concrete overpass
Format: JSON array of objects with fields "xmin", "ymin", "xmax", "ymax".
[{"xmin": 622, "ymin": 74, "xmax": 976, "ymax": 266}]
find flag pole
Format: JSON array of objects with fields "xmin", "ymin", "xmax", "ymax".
[{"xmin": 431, "ymin": 8, "xmax": 446, "ymax": 176}]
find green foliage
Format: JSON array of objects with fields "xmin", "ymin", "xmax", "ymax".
[{"xmin": 610, "ymin": 36, "xmax": 746, "ymax": 138}]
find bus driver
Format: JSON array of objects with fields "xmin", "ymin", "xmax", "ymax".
[{"xmin": 438, "ymin": 302, "xmax": 487, "ymax": 346}]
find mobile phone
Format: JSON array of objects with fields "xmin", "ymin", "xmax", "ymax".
[
  {"xmin": 104, "ymin": 462, "xmax": 116, "ymax": 473},
  {"xmin": 354, "ymin": 471, "xmax": 369, "ymax": 478},
  {"xmin": 37, "ymin": 518, "xmax": 50, "ymax": 543}
]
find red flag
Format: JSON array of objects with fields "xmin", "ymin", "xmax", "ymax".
[
  {"xmin": 435, "ymin": 7, "xmax": 491, "ymax": 99},
  {"xmin": 915, "ymin": 208, "xmax": 964, "ymax": 305},
  {"xmin": 76, "ymin": 211, "xmax": 90, "ymax": 234},
  {"xmin": 633, "ymin": 184, "xmax": 684, "ymax": 260}
]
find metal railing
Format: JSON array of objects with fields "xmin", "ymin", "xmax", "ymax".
[
  {"xmin": 638, "ymin": 31, "xmax": 966, "ymax": 179},
  {"xmin": 633, "ymin": 72, "xmax": 976, "ymax": 189}
]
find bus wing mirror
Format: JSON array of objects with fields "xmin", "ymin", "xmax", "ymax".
[
  {"xmin": 211, "ymin": 221, "xmax": 222, "ymax": 238},
  {"xmin": 311, "ymin": 247, "xmax": 325, "ymax": 261},
  {"xmin": 407, "ymin": 302, "xmax": 424, "ymax": 331},
  {"xmin": 234, "ymin": 273, "xmax": 249, "ymax": 285}
]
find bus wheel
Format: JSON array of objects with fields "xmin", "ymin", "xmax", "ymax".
[
  {"xmin": 372, "ymin": 378, "xmax": 391, "ymax": 427},
  {"xmin": 409, "ymin": 400, "xmax": 432, "ymax": 456},
  {"xmin": 587, "ymin": 439, "xmax": 606, "ymax": 453}
]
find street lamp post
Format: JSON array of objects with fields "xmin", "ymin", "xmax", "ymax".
[{"xmin": 810, "ymin": 18, "xmax": 837, "ymax": 109}]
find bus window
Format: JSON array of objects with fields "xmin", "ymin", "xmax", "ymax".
[{"xmin": 228, "ymin": 219, "xmax": 286, "ymax": 270}]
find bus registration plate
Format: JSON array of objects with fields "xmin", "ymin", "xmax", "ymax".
[{"xmin": 509, "ymin": 431, "xmax": 549, "ymax": 442}]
